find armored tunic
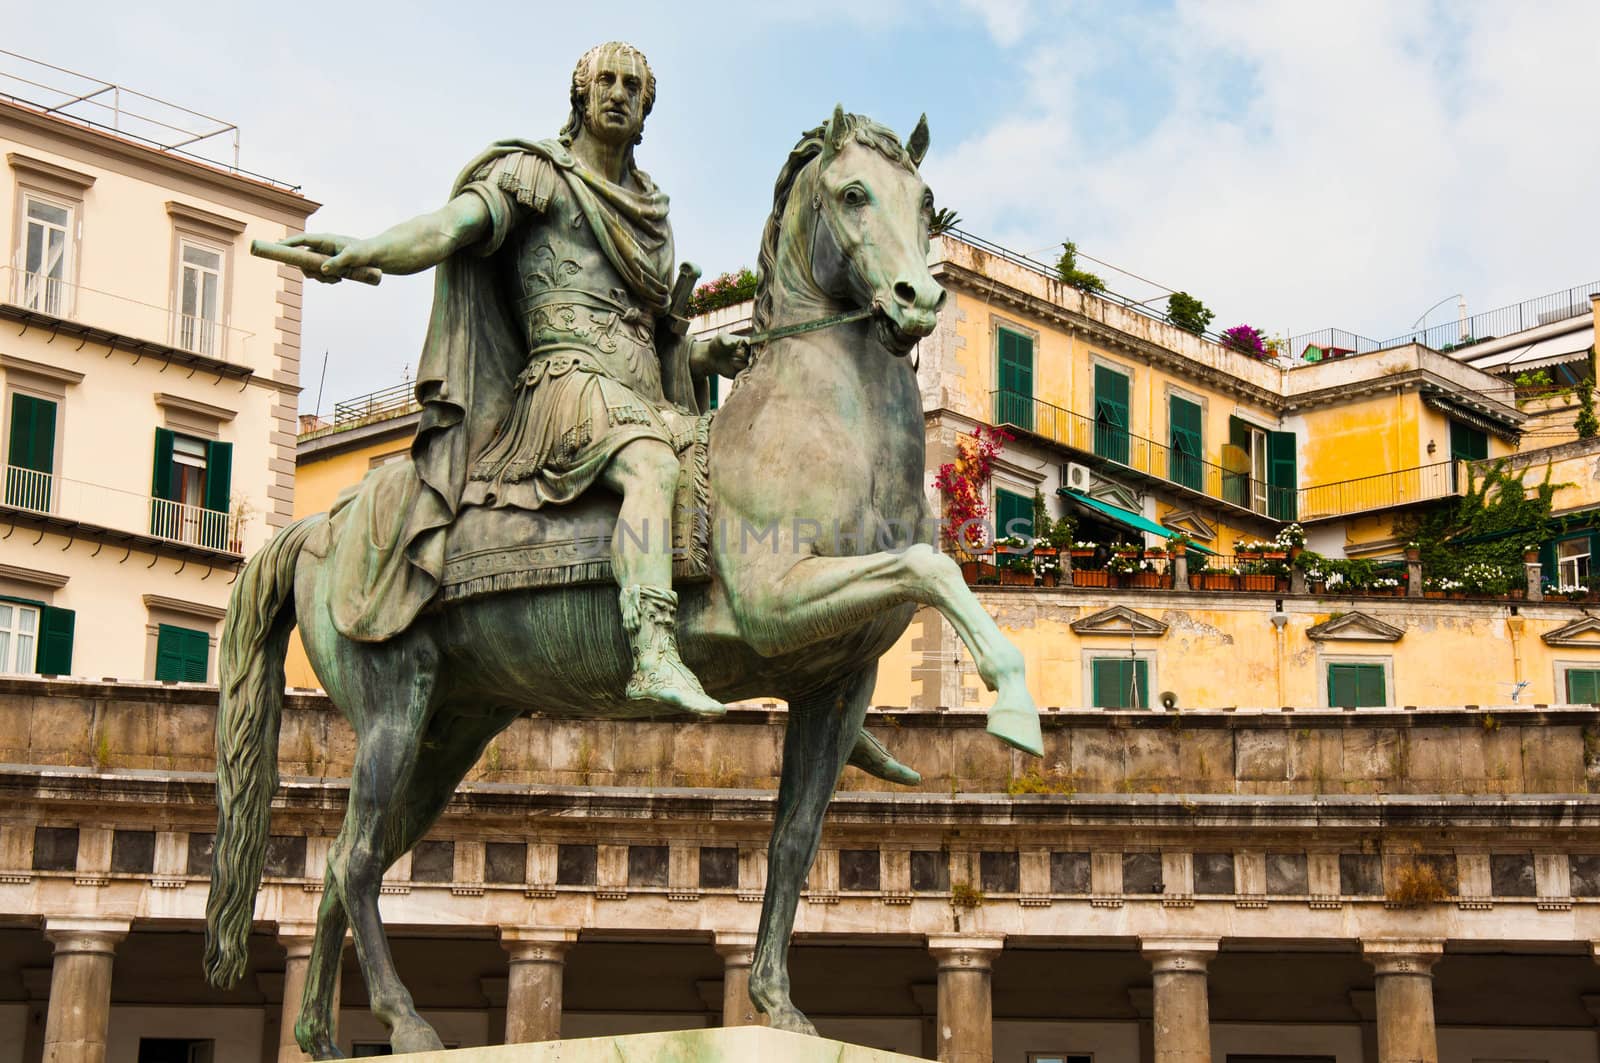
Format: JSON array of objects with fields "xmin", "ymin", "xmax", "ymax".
[{"xmin": 458, "ymin": 142, "xmax": 681, "ymax": 512}]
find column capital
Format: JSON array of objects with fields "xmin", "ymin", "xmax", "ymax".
[
  {"xmin": 43, "ymin": 917, "xmax": 130, "ymax": 955},
  {"xmin": 1361, "ymin": 938, "xmax": 1444, "ymax": 976},
  {"xmin": 714, "ymin": 931, "xmax": 758, "ymax": 964},
  {"xmin": 927, "ymin": 933, "xmax": 1004, "ymax": 971},
  {"xmin": 499, "ymin": 926, "xmax": 577, "ymax": 964},
  {"xmin": 277, "ymin": 921, "xmax": 319, "ymax": 960},
  {"xmin": 1140, "ymin": 936, "xmax": 1219, "ymax": 974}
]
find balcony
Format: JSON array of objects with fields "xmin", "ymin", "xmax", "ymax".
[
  {"xmin": 991, "ymin": 390, "xmax": 1295, "ymax": 521},
  {"xmin": 1295, "ymin": 461, "xmax": 1464, "ymax": 522},
  {"xmin": 3, "ymin": 464, "xmax": 240, "ymax": 558},
  {"xmin": 0, "ymin": 266, "xmax": 254, "ymax": 375}
]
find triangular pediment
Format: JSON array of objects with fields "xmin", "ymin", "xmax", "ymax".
[
  {"xmin": 1159, "ymin": 508, "xmax": 1216, "ymax": 543},
  {"xmin": 1070, "ymin": 605, "xmax": 1169, "ymax": 638},
  {"xmin": 1543, "ymin": 616, "xmax": 1600, "ymax": 648},
  {"xmin": 1087, "ymin": 478, "xmax": 1141, "ymax": 512},
  {"xmin": 1306, "ymin": 611, "xmax": 1404, "ymax": 643}
]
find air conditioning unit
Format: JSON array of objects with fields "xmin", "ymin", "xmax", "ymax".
[{"xmin": 1062, "ymin": 462, "xmax": 1093, "ymax": 493}]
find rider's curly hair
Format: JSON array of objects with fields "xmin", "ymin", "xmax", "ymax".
[{"xmin": 558, "ymin": 41, "xmax": 656, "ymax": 154}]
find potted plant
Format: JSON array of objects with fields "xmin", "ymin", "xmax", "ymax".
[
  {"xmin": 1404, "ymin": 541, "xmax": 1421, "ymax": 563},
  {"xmin": 1273, "ymin": 523, "xmax": 1305, "ymax": 562},
  {"xmin": 1070, "ymin": 540, "xmax": 1098, "ymax": 560},
  {"xmin": 1047, "ymin": 516, "xmax": 1076, "ymax": 553},
  {"xmin": 1072, "ymin": 545, "xmax": 1111, "ymax": 587},
  {"xmin": 998, "ymin": 549, "xmax": 1035, "ymax": 587},
  {"xmin": 1030, "ymin": 490, "xmax": 1057, "ymax": 561},
  {"xmin": 1165, "ymin": 530, "xmax": 1191, "ymax": 556},
  {"xmin": 1220, "ymin": 324, "xmax": 1271, "ymax": 360},
  {"xmin": 1034, "ymin": 551, "xmax": 1062, "ymax": 588},
  {"xmin": 1522, "ymin": 543, "xmax": 1540, "ymax": 564}
]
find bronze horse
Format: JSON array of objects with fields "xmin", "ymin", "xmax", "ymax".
[{"xmin": 204, "ymin": 108, "xmax": 1040, "ymax": 1056}]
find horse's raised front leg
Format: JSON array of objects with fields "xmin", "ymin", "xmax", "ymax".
[
  {"xmin": 724, "ymin": 543, "xmax": 1040, "ymax": 754},
  {"xmin": 751, "ymin": 663, "xmax": 877, "ymax": 1033},
  {"xmin": 293, "ymin": 863, "xmax": 347, "ymax": 1059}
]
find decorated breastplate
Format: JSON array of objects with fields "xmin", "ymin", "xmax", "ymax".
[{"xmin": 515, "ymin": 220, "xmax": 656, "ymax": 365}]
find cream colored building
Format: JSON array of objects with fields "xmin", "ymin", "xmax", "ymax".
[{"xmin": 0, "ymin": 88, "xmax": 317, "ymax": 684}]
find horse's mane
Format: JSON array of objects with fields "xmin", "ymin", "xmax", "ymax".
[{"xmin": 750, "ymin": 112, "xmax": 919, "ymax": 347}]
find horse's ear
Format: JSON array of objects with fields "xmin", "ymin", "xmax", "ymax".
[
  {"xmin": 906, "ymin": 113, "xmax": 930, "ymax": 167},
  {"xmin": 821, "ymin": 103, "xmax": 848, "ymax": 163}
]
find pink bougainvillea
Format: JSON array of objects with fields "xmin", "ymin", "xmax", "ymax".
[{"xmin": 932, "ymin": 424, "xmax": 1013, "ymax": 552}]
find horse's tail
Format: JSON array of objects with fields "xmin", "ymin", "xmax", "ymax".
[{"xmin": 204, "ymin": 515, "xmax": 320, "ymax": 988}]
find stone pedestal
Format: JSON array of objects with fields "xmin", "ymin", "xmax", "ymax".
[
  {"xmin": 714, "ymin": 932, "xmax": 760, "ymax": 1027},
  {"xmin": 1142, "ymin": 937, "xmax": 1218, "ymax": 1063},
  {"xmin": 345, "ymin": 1025, "xmax": 926, "ymax": 1061},
  {"xmin": 1363, "ymin": 939, "xmax": 1443, "ymax": 1063},
  {"xmin": 928, "ymin": 934, "xmax": 1003, "ymax": 1063},
  {"xmin": 41, "ymin": 917, "xmax": 129, "ymax": 1063},
  {"xmin": 501, "ymin": 926, "xmax": 577, "ymax": 1044}
]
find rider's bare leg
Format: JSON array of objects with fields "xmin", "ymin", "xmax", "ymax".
[{"xmin": 602, "ymin": 439, "xmax": 724, "ymax": 717}]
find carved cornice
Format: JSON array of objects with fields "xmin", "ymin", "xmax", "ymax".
[
  {"xmin": 166, "ymin": 200, "xmax": 248, "ymax": 238},
  {"xmin": 0, "ymin": 353, "xmax": 86, "ymax": 387},
  {"xmin": 6, "ymin": 151, "xmax": 95, "ymax": 190},
  {"xmin": 1071, "ymin": 605, "xmax": 1169, "ymax": 638},
  {"xmin": 1542, "ymin": 616, "xmax": 1600, "ymax": 648},
  {"xmin": 154, "ymin": 392, "xmax": 237, "ymax": 424},
  {"xmin": 142, "ymin": 594, "xmax": 228, "ymax": 622},
  {"xmin": 0, "ymin": 563, "xmax": 69, "ymax": 589}
]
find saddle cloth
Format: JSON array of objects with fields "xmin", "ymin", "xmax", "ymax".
[{"xmin": 437, "ymin": 411, "xmax": 713, "ymax": 604}]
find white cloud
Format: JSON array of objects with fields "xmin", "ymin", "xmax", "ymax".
[
  {"xmin": 956, "ymin": 0, "xmax": 1034, "ymax": 47},
  {"xmin": 925, "ymin": 0, "xmax": 1600, "ymax": 343}
]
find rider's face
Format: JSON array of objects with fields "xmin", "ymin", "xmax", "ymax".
[{"xmin": 583, "ymin": 49, "xmax": 646, "ymax": 147}]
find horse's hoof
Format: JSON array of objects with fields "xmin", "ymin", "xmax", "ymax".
[
  {"xmin": 849, "ymin": 727, "xmax": 922, "ymax": 786},
  {"xmin": 392, "ymin": 1020, "xmax": 445, "ymax": 1054},
  {"xmin": 296, "ymin": 1022, "xmax": 343, "ymax": 1059},
  {"xmin": 766, "ymin": 1006, "xmax": 819, "ymax": 1037},
  {"xmin": 987, "ymin": 702, "xmax": 1043, "ymax": 756}
]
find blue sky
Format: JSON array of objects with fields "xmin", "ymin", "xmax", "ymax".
[{"xmin": 6, "ymin": 1, "xmax": 1597, "ymax": 411}]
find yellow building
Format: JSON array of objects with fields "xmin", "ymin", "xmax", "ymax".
[{"xmin": 0, "ymin": 79, "xmax": 316, "ymax": 684}]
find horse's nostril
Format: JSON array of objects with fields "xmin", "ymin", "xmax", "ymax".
[
  {"xmin": 893, "ymin": 281, "xmax": 916, "ymax": 306},
  {"xmin": 934, "ymin": 289, "xmax": 948, "ymax": 311}
]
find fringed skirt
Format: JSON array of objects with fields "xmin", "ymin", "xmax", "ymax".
[{"xmin": 464, "ymin": 348, "xmax": 673, "ymax": 511}]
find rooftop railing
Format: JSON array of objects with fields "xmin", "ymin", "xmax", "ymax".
[
  {"xmin": 990, "ymin": 390, "xmax": 1296, "ymax": 521},
  {"xmin": 3, "ymin": 465, "xmax": 240, "ymax": 554},
  {"xmin": 0, "ymin": 266, "xmax": 253, "ymax": 366},
  {"xmin": 332, "ymin": 380, "xmax": 419, "ymax": 426}
]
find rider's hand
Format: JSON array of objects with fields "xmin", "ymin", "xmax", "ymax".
[
  {"xmin": 282, "ymin": 233, "xmax": 377, "ymax": 284},
  {"xmin": 697, "ymin": 333, "xmax": 750, "ymax": 378}
]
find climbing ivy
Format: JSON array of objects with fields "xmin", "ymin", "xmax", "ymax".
[{"xmin": 1396, "ymin": 459, "xmax": 1564, "ymax": 577}]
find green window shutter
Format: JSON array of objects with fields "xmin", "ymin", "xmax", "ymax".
[
  {"xmin": 1133, "ymin": 659, "xmax": 1149, "ymax": 709},
  {"xmin": 1355, "ymin": 664, "xmax": 1385, "ymax": 707},
  {"xmin": 155, "ymin": 623, "xmax": 209, "ymax": 683},
  {"xmin": 203, "ymin": 440, "xmax": 232, "ymax": 514},
  {"xmin": 151, "ymin": 428, "xmax": 176, "ymax": 501},
  {"xmin": 1449, "ymin": 421, "xmax": 1488, "ymax": 462},
  {"xmin": 8, "ymin": 394, "xmax": 56, "ymax": 473},
  {"xmin": 1222, "ymin": 416, "xmax": 1251, "ymax": 507},
  {"xmin": 996, "ymin": 328, "xmax": 1034, "ymax": 431},
  {"xmin": 35, "ymin": 606, "xmax": 74, "ymax": 676},
  {"xmin": 1093, "ymin": 365, "xmax": 1129, "ymax": 463},
  {"xmin": 1567, "ymin": 670, "xmax": 1600, "ymax": 704},
  {"xmin": 1267, "ymin": 430, "xmax": 1297, "ymax": 520},
  {"xmin": 1328, "ymin": 664, "xmax": 1356, "ymax": 707},
  {"xmin": 1091, "ymin": 658, "xmax": 1148, "ymax": 709},
  {"xmin": 1169, "ymin": 396, "xmax": 1202, "ymax": 491},
  {"xmin": 1329, "ymin": 663, "xmax": 1385, "ymax": 707},
  {"xmin": 994, "ymin": 488, "xmax": 1033, "ymax": 539}
]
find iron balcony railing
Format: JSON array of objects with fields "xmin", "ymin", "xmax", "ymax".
[
  {"xmin": 1295, "ymin": 461, "xmax": 1464, "ymax": 522},
  {"xmin": 991, "ymin": 390, "xmax": 1295, "ymax": 520},
  {"xmin": 333, "ymin": 380, "xmax": 419, "ymax": 426},
  {"xmin": 3, "ymin": 464, "xmax": 240, "ymax": 554},
  {"xmin": 2, "ymin": 266, "xmax": 252, "ymax": 364}
]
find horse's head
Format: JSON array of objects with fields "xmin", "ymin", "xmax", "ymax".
[{"xmin": 755, "ymin": 108, "xmax": 946, "ymax": 359}]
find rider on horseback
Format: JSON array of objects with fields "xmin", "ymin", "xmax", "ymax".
[{"xmin": 289, "ymin": 42, "xmax": 741, "ymax": 717}]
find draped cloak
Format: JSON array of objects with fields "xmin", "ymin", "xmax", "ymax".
[{"xmin": 315, "ymin": 138, "xmax": 692, "ymax": 642}]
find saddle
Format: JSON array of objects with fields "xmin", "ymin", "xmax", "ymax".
[{"xmin": 437, "ymin": 411, "xmax": 714, "ymax": 604}]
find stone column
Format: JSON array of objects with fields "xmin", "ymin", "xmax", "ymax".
[
  {"xmin": 1141, "ymin": 937, "xmax": 1218, "ymax": 1063},
  {"xmin": 1406, "ymin": 557, "xmax": 1423, "ymax": 598},
  {"xmin": 714, "ymin": 932, "xmax": 760, "ymax": 1027},
  {"xmin": 41, "ymin": 917, "xmax": 130, "ymax": 1063},
  {"xmin": 1172, "ymin": 552, "xmax": 1188, "ymax": 591},
  {"xmin": 274, "ymin": 923, "xmax": 341, "ymax": 1063},
  {"xmin": 1526, "ymin": 559, "xmax": 1543, "ymax": 601},
  {"xmin": 927, "ymin": 934, "xmax": 1004, "ymax": 1063},
  {"xmin": 1362, "ymin": 939, "xmax": 1443, "ymax": 1063},
  {"xmin": 501, "ymin": 927, "xmax": 577, "ymax": 1044}
]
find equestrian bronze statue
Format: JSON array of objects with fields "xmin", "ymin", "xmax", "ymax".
[{"xmin": 205, "ymin": 41, "xmax": 1041, "ymax": 1057}]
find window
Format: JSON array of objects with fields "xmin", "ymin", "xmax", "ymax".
[
  {"xmin": 1565, "ymin": 669, "xmax": 1600, "ymax": 704},
  {"xmin": 5, "ymin": 393, "xmax": 55, "ymax": 511},
  {"xmin": 20, "ymin": 195, "xmax": 72, "ymax": 316},
  {"xmin": 1169, "ymin": 395, "xmax": 1202, "ymax": 492},
  {"xmin": 1090, "ymin": 656, "xmax": 1149, "ymax": 709},
  {"xmin": 177, "ymin": 240, "xmax": 224, "ymax": 355},
  {"xmin": 1028, "ymin": 1055, "xmax": 1092, "ymax": 1063},
  {"xmin": 154, "ymin": 623, "xmax": 209, "ymax": 682},
  {"xmin": 0, "ymin": 596, "xmax": 72, "ymax": 676},
  {"xmin": 1326, "ymin": 661, "xmax": 1386, "ymax": 708},
  {"xmin": 1093, "ymin": 364, "xmax": 1129, "ymax": 463},
  {"xmin": 996, "ymin": 326, "xmax": 1034, "ymax": 431},
  {"xmin": 1223, "ymin": 417, "xmax": 1295, "ymax": 518},
  {"xmin": 136, "ymin": 1039, "xmax": 214, "ymax": 1063},
  {"xmin": 1557, "ymin": 537, "xmax": 1590, "ymax": 588},
  {"xmin": 994, "ymin": 487, "xmax": 1033, "ymax": 540},
  {"xmin": 150, "ymin": 428, "xmax": 232, "ymax": 548},
  {"xmin": 1449, "ymin": 420, "xmax": 1488, "ymax": 462}
]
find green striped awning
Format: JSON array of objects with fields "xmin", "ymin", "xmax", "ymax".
[{"xmin": 1058, "ymin": 490, "xmax": 1215, "ymax": 553}]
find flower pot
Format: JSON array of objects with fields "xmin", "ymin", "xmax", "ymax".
[
  {"xmin": 1508, "ymin": 588, "xmax": 1525, "ymax": 600},
  {"xmin": 961, "ymin": 561, "xmax": 997, "ymax": 584},
  {"xmin": 1424, "ymin": 590, "xmax": 1444, "ymax": 598},
  {"xmin": 1405, "ymin": 548, "xmax": 1421, "ymax": 562},
  {"xmin": 1070, "ymin": 549, "xmax": 1095, "ymax": 560},
  {"xmin": 1523, "ymin": 550, "xmax": 1539, "ymax": 563},
  {"xmin": 1040, "ymin": 572, "xmax": 1060, "ymax": 588},
  {"xmin": 1072, "ymin": 569, "xmax": 1111, "ymax": 588},
  {"xmin": 1124, "ymin": 572, "xmax": 1164, "ymax": 589},
  {"xmin": 999, "ymin": 568, "xmax": 1034, "ymax": 586},
  {"xmin": 1240, "ymin": 573, "xmax": 1277, "ymax": 592},
  {"xmin": 1195, "ymin": 573, "xmax": 1237, "ymax": 591},
  {"xmin": 1260, "ymin": 550, "xmax": 1287, "ymax": 561},
  {"xmin": 1033, "ymin": 547, "xmax": 1058, "ymax": 558}
]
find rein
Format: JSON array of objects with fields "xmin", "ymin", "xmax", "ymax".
[{"xmin": 742, "ymin": 305, "xmax": 877, "ymax": 346}]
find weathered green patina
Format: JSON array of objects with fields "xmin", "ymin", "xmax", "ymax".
[{"xmin": 204, "ymin": 44, "xmax": 1039, "ymax": 1057}]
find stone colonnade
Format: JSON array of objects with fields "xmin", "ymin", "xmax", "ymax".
[{"xmin": 31, "ymin": 921, "xmax": 1466, "ymax": 1063}]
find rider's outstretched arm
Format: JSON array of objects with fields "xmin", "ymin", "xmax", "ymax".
[{"xmin": 283, "ymin": 193, "xmax": 491, "ymax": 280}]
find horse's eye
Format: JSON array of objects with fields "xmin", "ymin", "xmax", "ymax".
[{"xmin": 842, "ymin": 186, "xmax": 867, "ymax": 208}]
